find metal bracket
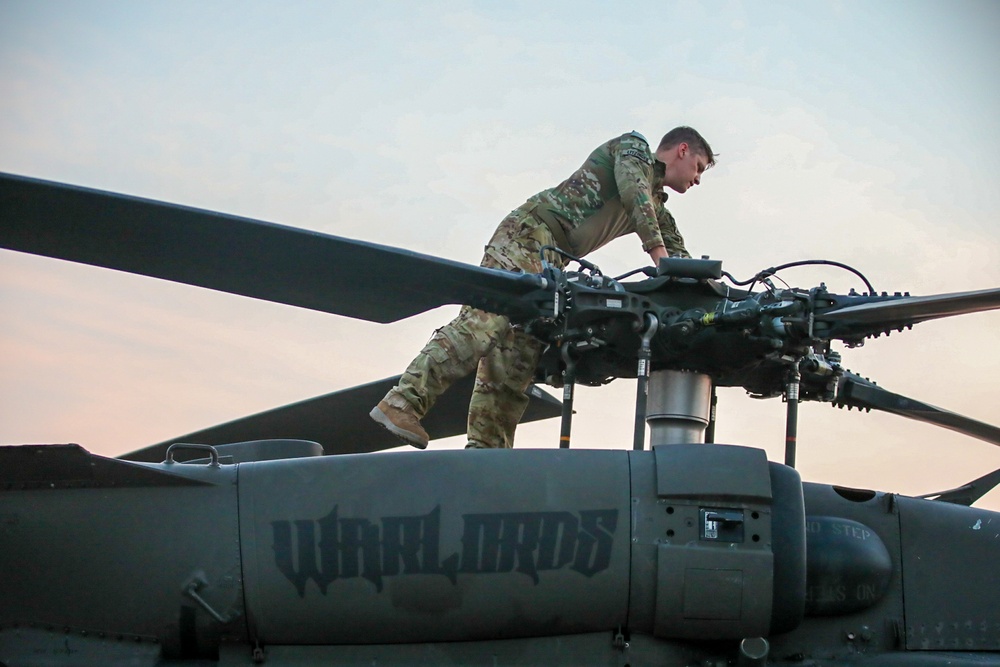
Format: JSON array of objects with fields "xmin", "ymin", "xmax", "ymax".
[
  {"xmin": 632, "ymin": 313, "xmax": 660, "ymax": 450},
  {"xmin": 164, "ymin": 443, "xmax": 220, "ymax": 466},
  {"xmin": 182, "ymin": 572, "xmax": 231, "ymax": 623},
  {"xmin": 252, "ymin": 641, "xmax": 266, "ymax": 664},
  {"xmin": 612, "ymin": 626, "xmax": 630, "ymax": 653}
]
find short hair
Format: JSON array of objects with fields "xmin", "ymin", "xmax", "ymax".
[{"xmin": 658, "ymin": 126, "xmax": 717, "ymax": 168}]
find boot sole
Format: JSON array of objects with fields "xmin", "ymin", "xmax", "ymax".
[{"xmin": 369, "ymin": 406, "xmax": 429, "ymax": 450}]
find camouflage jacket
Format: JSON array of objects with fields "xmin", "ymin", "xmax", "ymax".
[{"xmin": 525, "ymin": 132, "xmax": 689, "ymax": 258}]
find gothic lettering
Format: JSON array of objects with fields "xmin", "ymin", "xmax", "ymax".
[{"xmin": 272, "ymin": 505, "xmax": 619, "ymax": 596}]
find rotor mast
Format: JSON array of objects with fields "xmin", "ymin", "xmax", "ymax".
[{"xmin": 645, "ymin": 370, "xmax": 714, "ymax": 447}]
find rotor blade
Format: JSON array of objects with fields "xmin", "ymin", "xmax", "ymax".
[
  {"xmin": 118, "ymin": 375, "xmax": 562, "ymax": 462},
  {"xmin": 918, "ymin": 467, "xmax": 1000, "ymax": 507},
  {"xmin": 834, "ymin": 371, "xmax": 1000, "ymax": 447},
  {"xmin": 820, "ymin": 288, "xmax": 1000, "ymax": 327},
  {"xmin": 0, "ymin": 173, "xmax": 546, "ymax": 323}
]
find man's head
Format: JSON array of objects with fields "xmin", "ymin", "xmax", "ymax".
[{"xmin": 655, "ymin": 126, "xmax": 716, "ymax": 194}]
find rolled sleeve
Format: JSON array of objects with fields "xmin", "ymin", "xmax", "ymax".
[{"xmin": 657, "ymin": 206, "xmax": 690, "ymax": 258}]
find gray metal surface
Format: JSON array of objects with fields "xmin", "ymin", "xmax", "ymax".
[
  {"xmin": 238, "ymin": 448, "xmax": 631, "ymax": 644},
  {"xmin": 769, "ymin": 483, "xmax": 906, "ymax": 661},
  {"xmin": 1, "ymin": 444, "xmax": 210, "ymax": 488},
  {"xmin": 215, "ymin": 631, "xmax": 706, "ymax": 666},
  {"xmin": 898, "ymin": 496, "xmax": 1000, "ymax": 651},
  {"xmin": 803, "ymin": 515, "xmax": 893, "ymax": 616},
  {"xmin": 645, "ymin": 370, "xmax": 713, "ymax": 445},
  {"xmin": 0, "ymin": 454, "xmax": 244, "ymax": 660},
  {"xmin": 5, "ymin": 443, "xmax": 1000, "ymax": 666},
  {"xmin": 625, "ymin": 445, "xmax": 804, "ymax": 642},
  {"xmin": 654, "ymin": 443, "xmax": 772, "ymax": 501}
]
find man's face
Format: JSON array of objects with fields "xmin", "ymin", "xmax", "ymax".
[{"xmin": 661, "ymin": 142, "xmax": 709, "ymax": 194}]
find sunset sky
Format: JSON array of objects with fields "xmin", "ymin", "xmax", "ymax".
[{"xmin": 2, "ymin": 0, "xmax": 999, "ymax": 509}]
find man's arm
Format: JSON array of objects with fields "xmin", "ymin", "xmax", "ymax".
[
  {"xmin": 648, "ymin": 244, "xmax": 668, "ymax": 264},
  {"xmin": 656, "ymin": 206, "xmax": 690, "ymax": 258},
  {"xmin": 613, "ymin": 136, "xmax": 665, "ymax": 253}
]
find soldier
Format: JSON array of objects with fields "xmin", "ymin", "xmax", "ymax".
[{"xmin": 371, "ymin": 127, "xmax": 715, "ymax": 449}]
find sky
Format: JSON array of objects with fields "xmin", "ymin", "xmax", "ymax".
[{"xmin": 1, "ymin": 0, "xmax": 999, "ymax": 509}]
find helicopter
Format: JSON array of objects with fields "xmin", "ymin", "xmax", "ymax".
[{"xmin": 1, "ymin": 171, "xmax": 999, "ymax": 666}]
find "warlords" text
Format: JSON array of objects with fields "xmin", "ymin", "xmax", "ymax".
[{"xmin": 273, "ymin": 505, "xmax": 619, "ymax": 595}]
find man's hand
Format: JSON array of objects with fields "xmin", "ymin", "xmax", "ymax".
[{"xmin": 648, "ymin": 245, "xmax": 668, "ymax": 265}]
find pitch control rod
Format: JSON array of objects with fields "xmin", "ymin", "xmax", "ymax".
[
  {"xmin": 633, "ymin": 313, "xmax": 660, "ymax": 451},
  {"xmin": 784, "ymin": 365, "xmax": 801, "ymax": 467},
  {"xmin": 558, "ymin": 344, "xmax": 576, "ymax": 449}
]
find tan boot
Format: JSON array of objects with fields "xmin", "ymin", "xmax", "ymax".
[{"xmin": 370, "ymin": 400, "xmax": 429, "ymax": 449}]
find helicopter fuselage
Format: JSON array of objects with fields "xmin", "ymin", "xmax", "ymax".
[{"xmin": 2, "ymin": 441, "xmax": 997, "ymax": 666}]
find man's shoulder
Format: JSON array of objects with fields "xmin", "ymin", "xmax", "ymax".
[
  {"xmin": 612, "ymin": 131, "xmax": 654, "ymax": 166},
  {"xmin": 624, "ymin": 130, "xmax": 649, "ymax": 144}
]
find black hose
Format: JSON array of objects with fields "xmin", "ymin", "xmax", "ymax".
[{"xmin": 724, "ymin": 259, "xmax": 876, "ymax": 295}]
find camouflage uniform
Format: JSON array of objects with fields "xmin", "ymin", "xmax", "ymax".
[{"xmin": 383, "ymin": 131, "xmax": 690, "ymax": 449}]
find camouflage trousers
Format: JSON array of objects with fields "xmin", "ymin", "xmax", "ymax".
[{"xmin": 383, "ymin": 205, "xmax": 562, "ymax": 448}]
